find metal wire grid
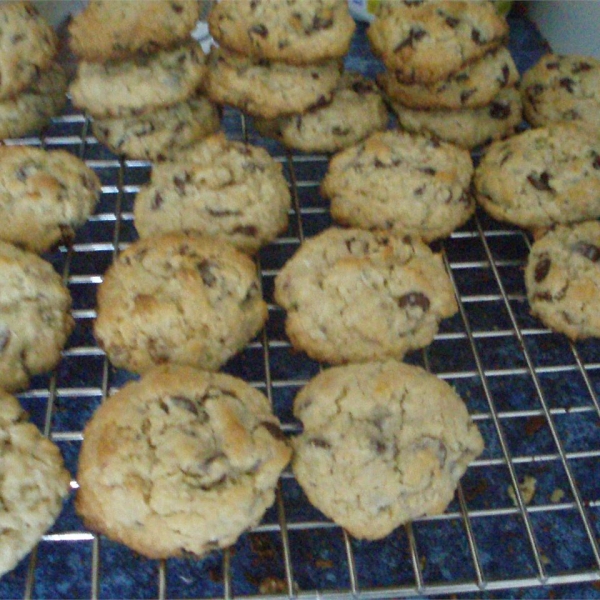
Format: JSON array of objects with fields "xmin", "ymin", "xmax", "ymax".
[{"xmin": 1, "ymin": 95, "xmax": 599, "ymax": 599}]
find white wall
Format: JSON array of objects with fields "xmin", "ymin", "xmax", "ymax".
[{"xmin": 528, "ymin": 1, "xmax": 600, "ymax": 58}]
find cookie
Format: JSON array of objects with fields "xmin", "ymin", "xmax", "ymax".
[
  {"xmin": 378, "ymin": 46, "xmax": 519, "ymax": 110},
  {"xmin": 474, "ymin": 123, "xmax": 600, "ymax": 230},
  {"xmin": 322, "ymin": 130, "xmax": 474, "ymax": 242},
  {"xmin": 274, "ymin": 228, "xmax": 458, "ymax": 364},
  {"xmin": 94, "ymin": 232, "xmax": 268, "ymax": 374},
  {"xmin": 292, "ymin": 360, "xmax": 484, "ymax": 539},
  {"xmin": 0, "ymin": 241, "xmax": 74, "ymax": 392},
  {"xmin": 521, "ymin": 53, "xmax": 600, "ymax": 132},
  {"xmin": 0, "ymin": 146, "xmax": 102, "ymax": 253},
  {"xmin": 525, "ymin": 221, "xmax": 600, "ymax": 340},
  {"xmin": 133, "ymin": 133, "xmax": 291, "ymax": 254},
  {"xmin": 204, "ymin": 47, "xmax": 342, "ymax": 119},
  {"xmin": 208, "ymin": 0, "xmax": 355, "ymax": 66},
  {"xmin": 367, "ymin": 0, "xmax": 508, "ymax": 84},
  {"xmin": 76, "ymin": 364, "xmax": 291, "ymax": 559},
  {"xmin": 0, "ymin": 63, "xmax": 66, "ymax": 140},
  {"xmin": 389, "ymin": 86, "xmax": 522, "ymax": 150},
  {"xmin": 0, "ymin": 391, "xmax": 71, "ymax": 576},
  {"xmin": 92, "ymin": 93, "xmax": 221, "ymax": 162},
  {"xmin": 0, "ymin": 2, "xmax": 58, "ymax": 100},
  {"xmin": 253, "ymin": 71, "xmax": 389, "ymax": 153},
  {"xmin": 69, "ymin": 0, "xmax": 202, "ymax": 62},
  {"xmin": 69, "ymin": 41, "xmax": 207, "ymax": 119}
]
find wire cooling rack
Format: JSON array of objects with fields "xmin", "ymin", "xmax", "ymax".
[{"xmin": 1, "ymin": 15, "xmax": 600, "ymax": 600}]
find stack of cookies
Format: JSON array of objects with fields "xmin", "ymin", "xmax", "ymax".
[
  {"xmin": 371, "ymin": 0, "xmax": 522, "ymax": 150},
  {"xmin": 68, "ymin": 0, "xmax": 220, "ymax": 161},
  {"xmin": 205, "ymin": 0, "xmax": 388, "ymax": 152},
  {"xmin": 0, "ymin": 2, "xmax": 67, "ymax": 140}
]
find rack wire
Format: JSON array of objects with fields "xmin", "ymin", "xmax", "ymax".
[{"xmin": 2, "ymin": 20, "xmax": 600, "ymax": 600}]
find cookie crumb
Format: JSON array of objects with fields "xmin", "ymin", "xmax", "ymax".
[
  {"xmin": 508, "ymin": 475, "xmax": 537, "ymax": 506},
  {"xmin": 550, "ymin": 488, "xmax": 565, "ymax": 503}
]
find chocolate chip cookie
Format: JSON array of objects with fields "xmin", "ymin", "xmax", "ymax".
[
  {"xmin": 208, "ymin": 0, "xmax": 355, "ymax": 65},
  {"xmin": 0, "ymin": 2, "xmax": 58, "ymax": 100},
  {"xmin": 292, "ymin": 360, "xmax": 484, "ymax": 539},
  {"xmin": 94, "ymin": 232, "xmax": 268, "ymax": 374},
  {"xmin": 0, "ymin": 145, "xmax": 101, "ymax": 253},
  {"xmin": 70, "ymin": 41, "xmax": 207, "ymax": 119},
  {"xmin": 69, "ymin": 0, "xmax": 202, "ymax": 62},
  {"xmin": 205, "ymin": 47, "xmax": 342, "ymax": 119},
  {"xmin": 76, "ymin": 364, "xmax": 291, "ymax": 559},
  {"xmin": 274, "ymin": 228, "xmax": 458, "ymax": 364},
  {"xmin": 378, "ymin": 46, "xmax": 519, "ymax": 110},
  {"xmin": 133, "ymin": 133, "xmax": 291, "ymax": 254},
  {"xmin": 322, "ymin": 130, "xmax": 474, "ymax": 241},
  {"xmin": 0, "ymin": 391, "xmax": 71, "ymax": 576},
  {"xmin": 253, "ymin": 71, "xmax": 389, "ymax": 153},
  {"xmin": 525, "ymin": 221, "xmax": 600, "ymax": 340},
  {"xmin": 367, "ymin": 0, "xmax": 508, "ymax": 84},
  {"xmin": 0, "ymin": 63, "xmax": 66, "ymax": 140},
  {"xmin": 92, "ymin": 93, "xmax": 221, "ymax": 161},
  {"xmin": 521, "ymin": 53, "xmax": 600, "ymax": 132},
  {"xmin": 474, "ymin": 123, "xmax": 600, "ymax": 229},
  {"xmin": 389, "ymin": 86, "xmax": 522, "ymax": 150},
  {"xmin": 0, "ymin": 241, "xmax": 74, "ymax": 392}
]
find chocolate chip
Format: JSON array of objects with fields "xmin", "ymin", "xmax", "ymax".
[
  {"xmin": 419, "ymin": 167, "xmax": 436, "ymax": 175},
  {"xmin": 170, "ymin": 396, "xmax": 199, "ymax": 415},
  {"xmin": 311, "ymin": 15, "xmax": 333, "ymax": 31},
  {"xmin": 471, "ymin": 28, "xmax": 484, "ymax": 45},
  {"xmin": 11, "ymin": 33, "xmax": 24, "ymax": 44},
  {"xmin": 170, "ymin": 2, "xmax": 183, "ymax": 13},
  {"xmin": 398, "ymin": 292, "xmax": 430, "ymax": 311},
  {"xmin": 489, "ymin": 101, "xmax": 511, "ymax": 120},
  {"xmin": 232, "ymin": 225, "xmax": 258, "ymax": 237},
  {"xmin": 460, "ymin": 89, "xmax": 475, "ymax": 104},
  {"xmin": 414, "ymin": 185, "xmax": 426, "ymax": 196},
  {"xmin": 207, "ymin": 208, "xmax": 242, "ymax": 217},
  {"xmin": 261, "ymin": 421, "xmax": 286, "ymax": 441},
  {"xmin": 500, "ymin": 64, "xmax": 510, "ymax": 87},
  {"xmin": 394, "ymin": 27, "xmax": 426, "ymax": 52},
  {"xmin": 351, "ymin": 80, "xmax": 374, "ymax": 94},
  {"xmin": 573, "ymin": 61, "xmax": 592, "ymax": 73},
  {"xmin": 332, "ymin": 126, "xmax": 350, "ymax": 136},
  {"xmin": 309, "ymin": 438, "xmax": 331, "ymax": 450},
  {"xmin": 151, "ymin": 192, "xmax": 163, "ymax": 210},
  {"xmin": 445, "ymin": 16, "xmax": 459, "ymax": 28},
  {"xmin": 534, "ymin": 255, "xmax": 551, "ymax": 282},
  {"xmin": 371, "ymin": 439, "xmax": 387, "ymax": 454},
  {"xmin": 592, "ymin": 154, "xmax": 600, "ymax": 170},
  {"xmin": 249, "ymin": 23, "xmax": 268, "ymax": 37},
  {"xmin": 527, "ymin": 171, "xmax": 553, "ymax": 192},
  {"xmin": 559, "ymin": 77, "xmax": 575, "ymax": 93},
  {"xmin": 571, "ymin": 241, "xmax": 600, "ymax": 262},
  {"xmin": 528, "ymin": 83, "xmax": 545, "ymax": 97},
  {"xmin": 197, "ymin": 259, "xmax": 217, "ymax": 287},
  {"xmin": 173, "ymin": 172, "xmax": 190, "ymax": 193},
  {"xmin": 534, "ymin": 291, "xmax": 553, "ymax": 302},
  {"xmin": 545, "ymin": 61, "xmax": 560, "ymax": 70},
  {"xmin": 250, "ymin": 0, "xmax": 259, "ymax": 9}
]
